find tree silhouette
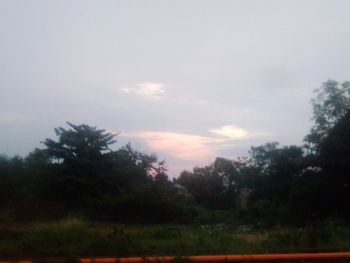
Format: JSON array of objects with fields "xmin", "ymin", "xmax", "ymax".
[{"xmin": 305, "ymin": 80, "xmax": 350, "ymax": 152}]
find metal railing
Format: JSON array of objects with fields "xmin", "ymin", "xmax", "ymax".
[{"xmin": 2, "ymin": 252, "xmax": 350, "ymax": 263}]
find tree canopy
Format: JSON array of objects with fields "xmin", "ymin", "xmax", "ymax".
[
  {"xmin": 305, "ymin": 80, "xmax": 350, "ymax": 152},
  {"xmin": 1, "ymin": 80, "xmax": 350, "ymax": 225},
  {"xmin": 42, "ymin": 122, "xmax": 116, "ymax": 166}
]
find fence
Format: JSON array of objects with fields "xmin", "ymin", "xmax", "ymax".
[{"xmin": 2, "ymin": 252, "xmax": 350, "ymax": 263}]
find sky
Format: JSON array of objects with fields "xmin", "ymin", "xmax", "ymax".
[{"xmin": 1, "ymin": 0, "xmax": 350, "ymax": 176}]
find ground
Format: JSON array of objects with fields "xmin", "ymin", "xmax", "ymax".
[{"xmin": 0, "ymin": 219, "xmax": 350, "ymax": 259}]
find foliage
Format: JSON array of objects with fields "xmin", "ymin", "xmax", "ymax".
[
  {"xmin": 317, "ymin": 111, "xmax": 350, "ymax": 216},
  {"xmin": 1, "ymin": 79, "xmax": 350, "ymax": 225},
  {"xmin": 1, "ymin": 220, "xmax": 350, "ymax": 258},
  {"xmin": 305, "ymin": 80, "xmax": 350, "ymax": 152},
  {"xmin": 0, "ymin": 123, "xmax": 184, "ymax": 223}
]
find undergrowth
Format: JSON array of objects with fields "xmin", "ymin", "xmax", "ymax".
[{"xmin": 0, "ymin": 218, "xmax": 350, "ymax": 258}]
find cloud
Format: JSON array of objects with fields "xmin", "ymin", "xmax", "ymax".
[
  {"xmin": 135, "ymin": 82, "xmax": 165, "ymax": 100},
  {"xmin": 0, "ymin": 113, "xmax": 29, "ymax": 124},
  {"xmin": 121, "ymin": 87, "xmax": 132, "ymax": 94},
  {"xmin": 121, "ymin": 82, "xmax": 165, "ymax": 100},
  {"xmin": 210, "ymin": 125, "xmax": 248, "ymax": 139},
  {"xmin": 120, "ymin": 124, "xmax": 267, "ymax": 174},
  {"xmin": 130, "ymin": 131, "xmax": 221, "ymax": 161}
]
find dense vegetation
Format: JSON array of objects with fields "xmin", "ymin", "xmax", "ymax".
[
  {"xmin": 1, "ymin": 80, "xmax": 350, "ymax": 226},
  {"xmin": 1, "ymin": 218, "xmax": 350, "ymax": 258}
]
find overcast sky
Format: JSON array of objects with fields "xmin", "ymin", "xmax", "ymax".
[{"xmin": 1, "ymin": 0, "xmax": 349, "ymax": 176}]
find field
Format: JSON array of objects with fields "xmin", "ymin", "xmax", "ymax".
[{"xmin": 1, "ymin": 219, "xmax": 350, "ymax": 259}]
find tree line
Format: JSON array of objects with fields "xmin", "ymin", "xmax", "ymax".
[{"xmin": 0, "ymin": 80, "xmax": 349, "ymax": 225}]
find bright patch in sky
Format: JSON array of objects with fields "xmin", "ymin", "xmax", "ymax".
[
  {"xmin": 121, "ymin": 82, "xmax": 165, "ymax": 100},
  {"xmin": 210, "ymin": 125, "xmax": 248, "ymax": 139},
  {"xmin": 131, "ymin": 131, "xmax": 220, "ymax": 161},
  {"xmin": 126, "ymin": 125, "xmax": 253, "ymax": 163}
]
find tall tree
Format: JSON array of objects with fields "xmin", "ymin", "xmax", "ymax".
[
  {"xmin": 42, "ymin": 122, "xmax": 117, "ymax": 170},
  {"xmin": 37, "ymin": 123, "xmax": 119, "ymax": 207},
  {"xmin": 305, "ymin": 80, "xmax": 350, "ymax": 152},
  {"xmin": 247, "ymin": 143, "xmax": 304, "ymax": 204},
  {"xmin": 176, "ymin": 157, "xmax": 246, "ymax": 209},
  {"xmin": 318, "ymin": 111, "xmax": 350, "ymax": 214}
]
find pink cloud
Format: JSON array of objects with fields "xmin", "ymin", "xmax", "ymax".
[{"xmin": 134, "ymin": 131, "xmax": 220, "ymax": 161}]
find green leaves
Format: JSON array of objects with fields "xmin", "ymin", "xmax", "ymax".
[
  {"xmin": 305, "ymin": 80, "xmax": 350, "ymax": 152},
  {"xmin": 43, "ymin": 122, "xmax": 117, "ymax": 164}
]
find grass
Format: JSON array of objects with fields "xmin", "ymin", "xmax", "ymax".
[{"xmin": 0, "ymin": 219, "xmax": 350, "ymax": 259}]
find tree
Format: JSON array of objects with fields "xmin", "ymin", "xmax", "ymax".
[
  {"xmin": 0, "ymin": 155, "xmax": 25, "ymax": 207},
  {"xmin": 296, "ymin": 80, "xmax": 350, "ymax": 219},
  {"xmin": 36, "ymin": 122, "xmax": 119, "ymax": 208},
  {"xmin": 317, "ymin": 110, "xmax": 350, "ymax": 214},
  {"xmin": 176, "ymin": 165, "xmax": 225, "ymax": 209},
  {"xmin": 176, "ymin": 157, "xmax": 246, "ymax": 210},
  {"xmin": 37, "ymin": 123, "xmax": 174, "ymax": 217},
  {"xmin": 305, "ymin": 80, "xmax": 350, "ymax": 152},
  {"xmin": 112, "ymin": 143, "xmax": 167, "ymax": 188},
  {"xmin": 246, "ymin": 143, "xmax": 304, "ymax": 212},
  {"xmin": 42, "ymin": 122, "xmax": 117, "ymax": 170}
]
